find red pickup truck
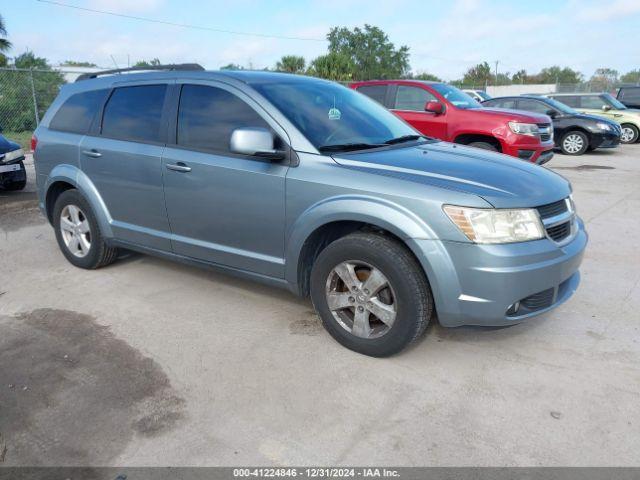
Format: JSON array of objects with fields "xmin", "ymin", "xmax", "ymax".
[{"xmin": 350, "ymin": 80, "xmax": 555, "ymax": 164}]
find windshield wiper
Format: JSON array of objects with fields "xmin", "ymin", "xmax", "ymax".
[
  {"xmin": 318, "ymin": 143, "xmax": 386, "ymax": 153},
  {"xmin": 383, "ymin": 134, "xmax": 425, "ymax": 145}
]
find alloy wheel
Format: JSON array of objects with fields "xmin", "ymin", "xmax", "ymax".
[
  {"xmin": 325, "ymin": 260, "xmax": 397, "ymax": 339},
  {"xmin": 621, "ymin": 126, "xmax": 635, "ymax": 143},
  {"xmin": 60, "ymin": 204, "xmax": 92, "ymax": 258},
  {"xmin": 563, "ymin": 134, "xmax": 585, "ymax": 154}
]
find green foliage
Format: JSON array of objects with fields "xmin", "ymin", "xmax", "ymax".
[
  {"xmin": 326, "ymin": 24, "xmax": 409, "ymax": 80},
  {"xmin": 620, "ymin": 69, "xmax": 640, "ymax": 84},
  {"xmin": 133, "ymin": 58, "xmax": 161, "ymax": 67},
  {"xmin": 0, "ymin": 13, "xmax": 11, "ymax": 57},
  {"xmin": 62, "ymin": 60, "xmax": 98, "ymax": 67},
  {"xmin": 589, "ymin": 67, "xmax": 619, "ymax": 90},
  {"xmin": 410, "ymin": 71, "xmax": 442, "ymax": 82},
  {"xmin": 275, "ymin": 55, "xmax": 306, "ymax": 74},
  {"xmin": 535, "ymin": 66, "xmax": 584, "ymax": 84},
  {"xmin": 220, "ymin": 63, "xmax": 244, "ymax": 70},
  {"xmin": 462, "ymin": 62, "xmax": 492, "ymax": 87},
  {"xmin": 307, "ymin": 52, "xmax": 354, "ymax": 81},
  {"xmin": 0, "ymin": 51, "xmax": 66, "ymax": 132}
]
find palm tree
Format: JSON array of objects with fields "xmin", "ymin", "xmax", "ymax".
[
  {"xmin": 0, "ymin": 14, "xmax": 11, "ymax": 54},
  {"xmin": 275, "ymin": 55, "xmax": 306, "ymax": 74}
]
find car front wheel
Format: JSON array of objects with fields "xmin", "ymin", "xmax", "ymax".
[
  {"xmin": 310, "ymin": 232, "xmax": 433, "ymax": 357},
  {"xmin": 560, "ymin": 131, "xmax": 589, "ymax": 155},
  {"xmin": 620, "ymin": 124, "xmax": 639, "ymax": 144}
]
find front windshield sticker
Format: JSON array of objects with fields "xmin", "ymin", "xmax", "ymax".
[{"xmin": 328, "ymin": 107, "xmax": 341, "ymax": 120}]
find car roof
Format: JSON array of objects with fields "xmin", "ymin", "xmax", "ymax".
[
  {"xmin": 485, "ymin": 95, "xmax": 550, "ymax": 102},
  {"xmin": 548, "ymin": 92, "xmax": 603, "ymax": 96}
]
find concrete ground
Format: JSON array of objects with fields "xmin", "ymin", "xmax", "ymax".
[{"xmin": 0, "ymin": 147, "xmax": 639, "ymax": 467}]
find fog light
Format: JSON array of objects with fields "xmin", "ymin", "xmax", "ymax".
[
  {"xmin": 506, "ymin": 301, "xmax": 520, "ymax": 315},
  {"xmin": 517, "ymin": 150, "xmax": 535, "ymax": 160}
]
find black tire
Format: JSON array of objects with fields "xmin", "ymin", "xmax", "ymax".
[
  {"xmin": 467, "ymin": 141, "xmax": 498, "ymax": 152},
  {"xmin": 560, "ymin": 130, "xmax": 589, "ymax": 155},
  {"xmin": 53, "ymin": 189, "xmax": 118, "ymax": 269},
  {"xmin": 310, "ymin": 232, "xmax": 433, "ymax": 357},
  {"xmin": 620, "ymin": 123, "xmax": 639, "ymax": 144}
]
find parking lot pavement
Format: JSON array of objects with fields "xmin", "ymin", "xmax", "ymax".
[{"xmin": 1, "ymin": 148, "xmax": 639, "ymax": 467}]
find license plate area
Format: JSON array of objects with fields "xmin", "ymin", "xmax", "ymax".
[{"xmin": 0, "ymin": 163, "xmax": 22, "ymax": 173}]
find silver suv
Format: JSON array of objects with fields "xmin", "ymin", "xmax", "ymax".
[{"xmin": 34, "ymin": 65, "xmax": 587, "ymax": 356}]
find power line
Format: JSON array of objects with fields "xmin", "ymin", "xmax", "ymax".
[{"xmin": 36, "ymin": 0, "xmax": 326, "ymax": 42}]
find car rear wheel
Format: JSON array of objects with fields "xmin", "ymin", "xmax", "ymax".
[
  {"xmin": 53, "ymin": 189, "xmax": 119, "ymax": 269},
  {"xmin": 468, "ymin": 141, "xmax": 498, "ymax": 151},
  {"xmin": 310, "ymin": 232, "xmax": 433, "ymax": 357},
  {"xmin": 620, "ymin": 124, "xmax": 639, "ymax": 144},
  {"xmin": 560, "ymin": 131, "xmax": 589, "ymax": 155}
]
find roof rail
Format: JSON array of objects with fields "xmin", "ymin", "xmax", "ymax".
[{"xmin": 75, "ymin": 63, "xmax": 205, "ymax": 82}]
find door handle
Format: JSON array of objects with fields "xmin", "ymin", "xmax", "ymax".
[
  {"xmin": 82, "ymin": 149, "xmax": 102, "ymax": 158},
  {"xmin": 166, "ymin": 162, "xmax": 192, "ymax": 173}
]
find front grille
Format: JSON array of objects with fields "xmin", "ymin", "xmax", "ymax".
[
  {"xmin": 520, "ymin": 288, "xmax": 555, "ymax": 311},
  {"xmin": 536, "ymin": 200, "xmax": 568, "ymax": 219},
  {"xmin": 546, "ymin": 221, "xmax": 571, "ymax": 242},
  {"xmin": 538, "ymin": 123, "xmax": 552, "ymax": 142}
]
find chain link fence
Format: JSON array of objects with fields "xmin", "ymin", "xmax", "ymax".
[{"xmin": 0, "ymin": 67, "xmax": 76, "ymax": 149}]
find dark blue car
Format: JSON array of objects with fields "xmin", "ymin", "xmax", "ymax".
[{"xmin": 0, "ymin": 133, "xmax": 27, "ymax": 191}]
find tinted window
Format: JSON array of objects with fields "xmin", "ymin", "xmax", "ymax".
[
  {"xmin": 553, "ymin": 96, "xmax": 580, "ymax": 108},
  {"xmin": 484, "ymin": 98, "xmax": 517, "ymax": 109},
  {"xmin": 395, "ymin": 86, "xmax": 437, "ymax": 111},
  {"xmin": 581, "ymin": 95, "xmax": 607, "ymax": 109},
  {"xmin": 356, "ymin": 85, "xmax": 388, "ymax": 105},
  {"xmin": 620, "ymin": 87, "xmax": 640, "ymax": 102},
  {"xmin": 431, "ymin": 84, "xmax": 481, "ymax": 109},
  {"xmin": 177, "ymin": 84, "xmax": 272, "ymax": 153},
  {"xmin": 518, "ymin": 99, "xmax": 553, "ymax": 114},
  {"xmin": 101, "ymin": 85, "xmax": 167, "ymax": 142},
  {"xmin": 49, "ymin": 89, "xmax": 108, "ymax": 134}
]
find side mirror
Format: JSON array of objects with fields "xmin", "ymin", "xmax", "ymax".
[
  {"xmin": 425, "ymin": 101, "xmax": 444, "ymax": 114},
  {"xmin": 602, "ymin": 105, "xmax": 611, "ymax": 111},
  {"xmin": 230, "ymin": 127, "xmax": 285, "ymax": 160},
  {"xmin": 546, "ymin": 109, "xmax": 557, "ymax": 118}
]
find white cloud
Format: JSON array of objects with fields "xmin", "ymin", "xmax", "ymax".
[
  {"xmin": 88, "ymin": 0, "xmax": 164, "ymax": 14},
  {"xmin": 576, "ymin": 0, "xmax": 640, "ymax": 21}
]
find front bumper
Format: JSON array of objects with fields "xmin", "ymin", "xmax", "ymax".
[
  {"xmin": 410, "ymin": 218, "xmax": 587, "ymax": 327},
  {"xmin": 590, "ymin": 131, "xmax": 621, "ymax": 149},
  {"xmin": 0, "ymin": 158, "xmax": 26, "ymax": 186}
]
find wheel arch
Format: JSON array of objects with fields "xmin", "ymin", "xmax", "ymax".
[
  {"xmin": 285, "ymin": 195, "xmax": 439, "ymax": 297},
  {"xmin": 44, "ymin": 164, "xmax": 113, "ymax": 237},
  {"xmin": 453, "ymin": 132, "xmax": 503, "ymax": 152}
]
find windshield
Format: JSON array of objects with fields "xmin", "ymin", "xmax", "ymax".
[
  {"xmin": 251, "ymin": 79, "xmax": 418, "ymax": 151},
  {"xmin": 545, "ymin": 97, "xmax": 579, "ymax": 114},
  {"xmin": 602, "ymin": 93, "xmax": 627, "ymax": 110},
  {"xmin": 432, "ymin": 84, "xmax": 481, "ymax": 109}
]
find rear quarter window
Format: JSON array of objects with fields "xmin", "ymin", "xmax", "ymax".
[{"xmin": 49, "ymin": 89, "xmax": 109, "ymax": 134}]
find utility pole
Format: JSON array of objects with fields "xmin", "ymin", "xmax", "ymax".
[{"xmin": 494, "ymin": 60, "xmax": 499, "ymax": 86}]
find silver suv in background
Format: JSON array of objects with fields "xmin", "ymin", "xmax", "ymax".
[{"xmin": 33, "ymin": 65, "xmax": 587, "ymax": 356}]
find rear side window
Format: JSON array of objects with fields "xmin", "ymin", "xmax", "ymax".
[
  {"xmin": 49, "ymin": 89, "xmax": 109, "ymax": 134},
  {"xmin": 356, "ymin": 85, "xmax": 388, "ymax": 105},
  {"xmin": 101, "ymin": 85, "xmax": 167, "ymax": 143},
  {"xmin": 177, "ymin": 84, "xmax": 272, "ymax": 153},
  {"xmin": 619, "ymin": 88, "xmax": 640, "ymax": 102},
  {"xmin": 554, "ymin": 96, "xmax": 579, "ymax": 108},
  {"xmin": 517, "ymin": 99, "xmax": 552, "ymax": 114},
  {"xmin": 581, "ymin": 96, "xmax": 607, "ymax": 109},
  {"xmin": 394, "ymin": 86, "xmax": 437, "ymax": 111},
  {"xmin": 484, "ymin": 99, "xmax": 516, "ymax": 109}
]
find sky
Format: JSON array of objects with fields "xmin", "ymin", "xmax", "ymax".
[{"xmin": 2, "ymin": 0, "xmax": 640, "ymax": 80}]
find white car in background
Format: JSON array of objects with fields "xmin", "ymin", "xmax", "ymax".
[{"xmin": 463, "ymin": 89, "xmax": 492, "ymax": 102}]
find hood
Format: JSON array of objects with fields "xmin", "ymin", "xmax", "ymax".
[
  {"xmin": 473, "ymin": 107, "xmax": 551, "ymax": 123},
  {"xmin": 0, "ymin": 134, "xmax": 21, "ymax": 154},
  {"xmin": 333, "ymin": 141, "xmax": 571, "ymax": 208}
]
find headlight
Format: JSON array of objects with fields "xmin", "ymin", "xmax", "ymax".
[
  {"xmin": 508, "ymin": 122, "xmax": 539, "ymax": 136},
  {"xmin": 2, "ymin": 148, "xmax": 24, "ymax": 163},
  {"xmin": 444, "ymin": 205, "xmax": 545, "ymax": 244},
  {"xmin": 596, "ymin": 122, "xmax": 611, "ymax": 131}
]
